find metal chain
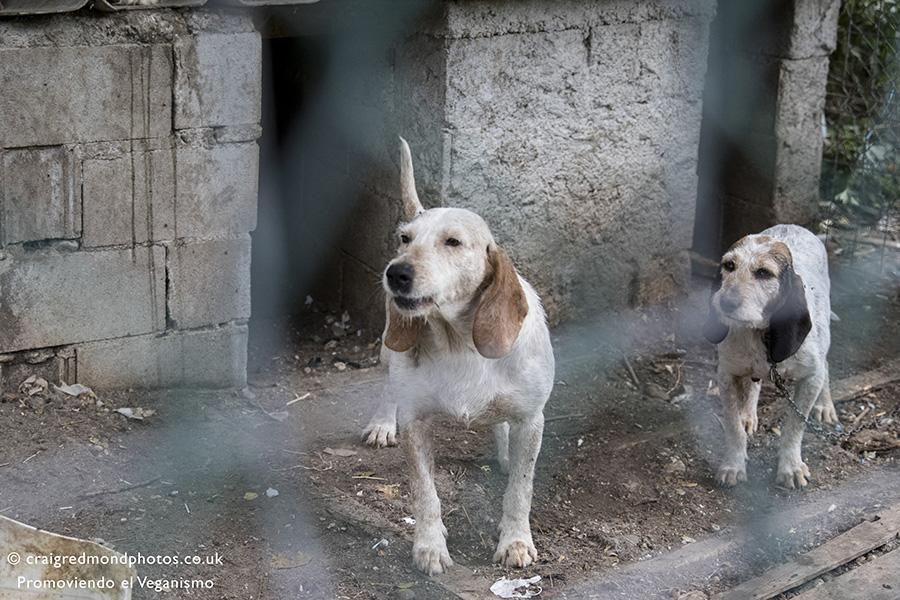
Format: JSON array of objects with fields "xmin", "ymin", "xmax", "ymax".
[
  {"xmin": 768, "ymin": 363, "xmax": 807, "ymax": 423},
  {"xmin": 768, "ymin": 363, "xmax": 845, "ymax": 440}
]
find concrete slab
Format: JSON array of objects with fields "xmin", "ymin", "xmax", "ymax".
[{"xmin": 0, "ymin": 246, "xmax": 166, "ymax": 353}]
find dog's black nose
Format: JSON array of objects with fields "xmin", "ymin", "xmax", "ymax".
[
  {"xmin": 386, "ymin": 263, "xmax": 415, "ymax": 294},
  {"xmin": 720, "ymin": 295, "xmax": 741, "ymax": 314}
]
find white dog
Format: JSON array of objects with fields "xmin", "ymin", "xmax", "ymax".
[
  {"xmin": 704, "ymin": 224, "xmax": 836, "ymax": 489},
  {"xmin": 363, "ymin": 138, "xmax": 555, "ymax": 575}
]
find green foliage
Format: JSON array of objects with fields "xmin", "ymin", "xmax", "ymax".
[{"xmin": 822, "ymin": 0, "xmax": 899, "ymax": 226}]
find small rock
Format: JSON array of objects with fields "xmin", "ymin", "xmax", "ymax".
[
  {"xmin": 334, "ymin": 362, "xmax": 347, "ymax": 372},
  {"xmin": 324, "ymin": 340, "xmax": 339, "ymax": 351},
  {"xmin": 664, "ymin": 458, "xmax": 686, "ymax": 476},
  {"xmin": 266, "ymin": 488, "xmax": 279, "ymax": 498},
  {"xmin": 644, "ymin": 382, "xmax": 669, "ymax": 400}
]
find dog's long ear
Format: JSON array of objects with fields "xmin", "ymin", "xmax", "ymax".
[
  {"xmin": 473, "ymin": 246, "xmax": 529, "ymax": 359},
  {"xmin": 765, "ymin": 265, "xmax": 811, "ymax": 363},
  {"xmin": 384, "ymin": 302, "xmax": 424, "ymax": 353},
  {"xmin": 399, "ymin": 136, "xmax": 424, "ymax": 221},
  {"xmin": 702, "ymin": 269, "xmax": 729, "ymax": 344}
]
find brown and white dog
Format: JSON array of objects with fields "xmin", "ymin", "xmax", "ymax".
[
  {"xmin": 363, "ymin": 138, "xmax": 555, "ymax": 575},
  {"xmin": 704, "ymin": 224, "xmax": 837, "ymax": 489}
]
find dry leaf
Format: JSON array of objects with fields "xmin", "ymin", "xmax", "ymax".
[
  {"xmin": 115, "ymin": 407, "xmax": 156, "ymax": 421},
  {"xmin": 54, "ymin": 383, "xmax": 96, "ymax": 398},
  {"xmin": 375, "ymin": 484, "xmax": 400, "ymax": 499},
  {"xmin": 324, "ymin": 447, "xmax": 357, "ymax": 457}
]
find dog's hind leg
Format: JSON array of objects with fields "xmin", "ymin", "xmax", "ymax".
[
  {"xmin": 494, "ymin": 413, "xmax": 543, "ymax": 569},
  {"xmin": 404, "ymin": 419, "xmax": 452, "ymax": 575},
  {"xmin": 810, "ymin": 370, "xmax": 838, "ymax": 425},
  {"xmin": 494, "ymin": 422, "xmax": 510, "ymax": 474}
]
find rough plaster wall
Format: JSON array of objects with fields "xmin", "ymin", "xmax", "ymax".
[
  {"xmin": 0, "ymin": 10, "xmax": 259, "ymax": 390},
  {"xmin": 309, "ymin": 1, "xmax": 716, "ymax": 327},
  {"xmin": 404, "ymin": 0, "xmax": 716, "ymax": 321}
]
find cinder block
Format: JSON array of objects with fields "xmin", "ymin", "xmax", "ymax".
[
  {"xmin": 175, "ymin": 142, "xmax": 258, "ymax": 237},
  {"xmin": 1, "ymin": 147, "xmax": 80, "ymax": 244},
  {"xmin": 0, "ymin": 350, "xmax": 75, "ymax": 394},
  {"xmin": 82, "ymin": 157, "xmax": 133, "ymax": 248},
  {"xmin": 773, "ymin": 56, "xmax": 829, "ymax": 224},
  {"xmin": 168, "ymin": 236, "xmax": 252, "ymax": 329},
  {"xmin": 174, "ymin": 31, "xmax": 261, "ymax": 129},
  {"xmin": 76, "ymin": 324, "xmax": 248, "ymax": 389},
  {"xmin": 82, "ymin": 146, "xmax": 176, "ymax": 247},
  {"xmin": 0, "ymin": 44, "xmax": 172, "ymax": 148},
  {"xmin": 134, "ymin": 146, "xmax": 177, "ymax": 242},
  {"xmin": 0, "ymin": 246, "xmax": 166, "ymax": 353}
]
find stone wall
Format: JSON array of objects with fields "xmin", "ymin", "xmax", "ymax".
[
  {"xmin": 0, "ymin": 11, "xmax": 259, "ymax": 390},
  {"xmin": 695, "ymin": 0, "xmax": 840, "ymax": 256},
  {"xmin": 389, "ymin": 0, "xmax": 717, "ymax": 321}
]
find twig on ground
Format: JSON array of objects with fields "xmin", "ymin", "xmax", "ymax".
[
  {"xmin": 624, "ymin": 354, "xmax": 640, "ymax": 386},
  {"xmin": 713, "ymin": 413, "xmax": 726, "ymax": 434},
  {"xmin": 76, "ymin": 477, "xmax": 161, "ymax": 501},
  {"xmin": 850, "ymin": 405, "xmax": 871, "ymax": 429},
  {"xmin": 286, "ymin": 392, "xmax": 312, "ymax": 407},
  {"xmin": 545, "ymin": 413, "xmax": 585, "ymax": 422},
  {"xmin": 22, "ymin": 452, "xmax": 38, "ymax": 464},
  {"xmin": 666, "ymin": 363, "xmax": 684, "ymax": 395}
]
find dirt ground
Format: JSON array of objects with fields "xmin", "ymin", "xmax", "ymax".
[{"xmin": 1, "ymin": 238, "xmax": 898, "ymax": 599}]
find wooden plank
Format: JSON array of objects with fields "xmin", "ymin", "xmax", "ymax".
[
  {"xmin": 792, "ymin": 548, "xmax": 900, "ymax": 600},
  {"xmin": 832, "ymin": 357, "xmax": 900, "ymax": 404},
  {"xmin": 716, "ymin": 505, "xmax": 900, "ymax": 600}
]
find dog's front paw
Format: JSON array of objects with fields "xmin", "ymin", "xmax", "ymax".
[
  {"xmin": 362, "ymin": 419, "xmax": 397, "ymax": 447},
  {"xmin": 412, "ymin": 533, "xmax": 453, "ymax": 576},
  {"xmin": 740, "ymin": 411, "xmax": 758, "ymax": 435},
  {"xmin": 494, "ymin": 538, "xmax": 537, "ymax": 569},
  {"xmin": 775, "ymin": 460, "xmax": 810, "ymax": 489},
  {"xmin": 717, "ymin": 464, "xmax": 747, "ymax": 487},
  {"xmin": 810, "ymin": 401, "xmax": 838, "ymax": 425}
]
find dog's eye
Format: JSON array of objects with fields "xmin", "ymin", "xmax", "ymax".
[
  {"xmin": 722, "ymin": 260, "xmax": 736, "ymax": 272},
  {"xmin": 400, "ymin": 234, "xmax": 411, "ymax": 244},
  {"xmin": 445, "ymin": 238, "xmax": 462, "ymax": 247},
  {"xmin": 755, "ymin": 268, "xmax": 774, "ymax": 279}
]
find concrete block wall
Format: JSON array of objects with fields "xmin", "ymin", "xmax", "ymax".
[
  {"xmin": 705, "ymin": 0, "xmax": 840, "ymax": 249},
  {"xmin": 388, "ymin": 0, "xmax": 717, "ymax": 321},
  {"xmin": 0, "ymin": 10, "xmax": 260, "ymax": 390}
]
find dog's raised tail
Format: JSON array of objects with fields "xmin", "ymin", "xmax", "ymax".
[{"xmin": 399, "ymin": 136, "xmax": 424, "ymax": 219}]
